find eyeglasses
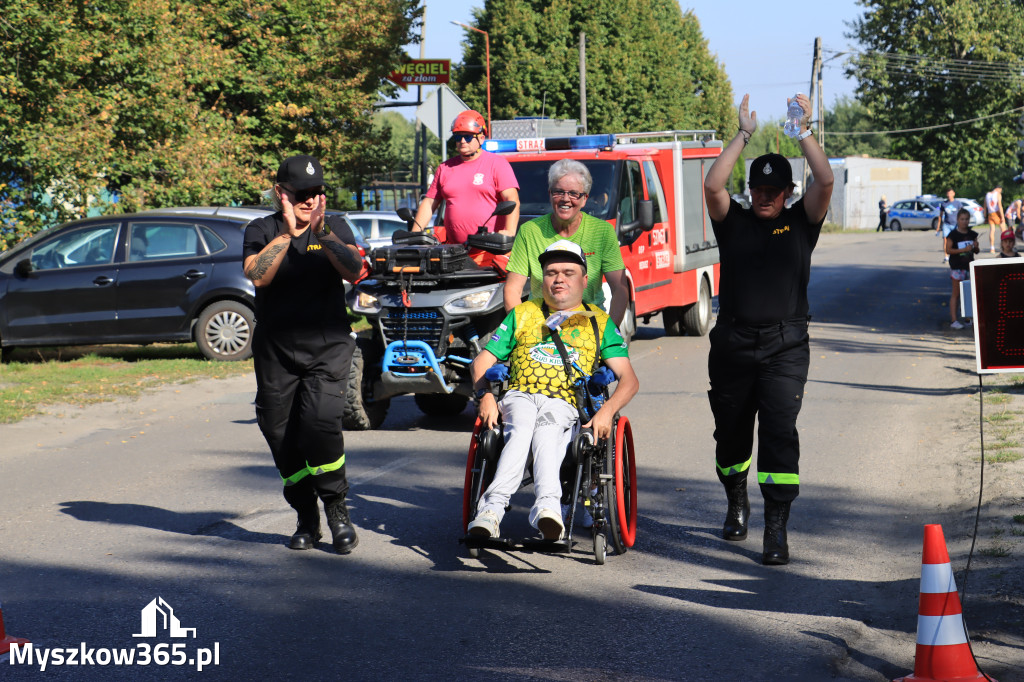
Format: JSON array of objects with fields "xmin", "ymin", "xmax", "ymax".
[
  {"xmin": 550, "ymin": 189, "xmax": 587, "ymax": 200},
  {"xmin": 282, "ymin": 185, "xmax": 324, "ymax": 203},
  {"xmin": 451, "ymin": 133, "xmax": 478, "ymax": 143}
]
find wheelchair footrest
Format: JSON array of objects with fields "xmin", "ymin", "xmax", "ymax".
[{"xmin": 460, "ymin": 535, "xmax": 571, "ymax": 553}]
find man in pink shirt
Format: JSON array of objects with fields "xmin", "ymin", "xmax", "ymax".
[{"xmin": 413, "ymin": 110, "xmax": 520, "ymax": 245}]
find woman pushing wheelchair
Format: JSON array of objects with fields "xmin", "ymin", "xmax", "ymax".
[{"xmin": 466, "ymin": 240, "xmax": 639, "ymax": 542}]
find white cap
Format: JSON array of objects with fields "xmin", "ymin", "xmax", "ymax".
[{"xmin": 538, "ymin": 239, "xmax": 587, "ymax": 272}]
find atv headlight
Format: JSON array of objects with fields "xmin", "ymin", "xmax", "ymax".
[
  {"xmin": 352, "ymin": 292, "xmax": 381, "ymax": 314},
  {"xmin": 443, "ymin": 287, "xmax": 496, "ymax": 314}
]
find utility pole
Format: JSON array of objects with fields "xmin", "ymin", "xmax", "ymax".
[
  {"xmin": 814, "ymin": 37, "xmax": 824, "ymax": 153},
  {"xmin": 803, "ymin": 37, "xmax": 822, "ymax": 192},
  {"xmin": 415, "ymin": 7, "xmax": 428, "ymax": 196},
  {"xmin": 579, "ymin": 32, "xmax": 587, "ymax": 135}
]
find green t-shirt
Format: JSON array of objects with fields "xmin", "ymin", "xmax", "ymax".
[
  {"xmin": 506, "ymin": 213, "xmax": 625, "ymax": 308},
  {"xmin": 485, "ymin": 299, "xmax": 629, "ymax": 405}
]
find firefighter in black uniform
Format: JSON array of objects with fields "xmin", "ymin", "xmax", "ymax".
[
  {"xmin": 243, "ymin": 155, "xmax": 366, "ymax": 554},
  {"xmin": 703, "ymin": 94, "xmax": 834, "ymax": 565}
]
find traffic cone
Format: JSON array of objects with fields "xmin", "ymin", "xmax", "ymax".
[
  {"xmin": 0, "ymin": 601, "xmax": 31, "ymax": 657},
  {"xmin": 894, "ymin": 524, "xmax": 995, "ymax": 682}
]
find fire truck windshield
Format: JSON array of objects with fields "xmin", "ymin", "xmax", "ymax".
[{"xmin": 509, "ymin": 160, "xmax": 618, "ymax": 222}]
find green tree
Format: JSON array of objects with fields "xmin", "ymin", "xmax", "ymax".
[
  {"xmin": 451, "ymin": 1, "xmax": 733, "ymax": 137},
  {"xmin": 822, "ymin": 96, "xmax": 892, "ymax": 158},
  {"xmin": 0, "ymin": 0, "xmax": 418, "ymax": 248},
  {"xmin": 847, "ymin": 0, "xmax": 1024, "ymax": 198}
]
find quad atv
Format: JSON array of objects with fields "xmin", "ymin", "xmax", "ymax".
[{"xmin": 343, "ymin": 202, "xmax": 517, "ymax": 429}]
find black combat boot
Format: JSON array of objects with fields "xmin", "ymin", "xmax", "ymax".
[
  {"xmin": 288, "ymin": 506, "xmax": 322, "ymax": 550},
  {"xmin": 722, "ymin": 476, "xmax": 750, "ymax": 541},
  {"xmin": 762, "ymin": 499, "xmax": 791, "ymax": 565},
  {"xmin": 324, "ymin": 497, "xmax": 359, "ymax": 555}
]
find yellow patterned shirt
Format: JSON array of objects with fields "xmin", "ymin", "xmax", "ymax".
[{"xmin": 484, "ymin": 299, "xmax": 628, "ymax": 405}]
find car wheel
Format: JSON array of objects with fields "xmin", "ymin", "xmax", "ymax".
[
  {"xmin": 195, "ymin": 300, "xmax": 254, "ymax": 361},
  {"xmin": 931, "ymin": 218, "xmax": 939, "ymax": 231},
  {"xmin": 890, "ymin": 219, "xmax": 902, "ymax": 232}
]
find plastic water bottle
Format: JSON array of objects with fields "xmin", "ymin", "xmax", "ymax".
[{"xmin": 783, "ymin": 95, "xmax": 803, "ymax": 138}]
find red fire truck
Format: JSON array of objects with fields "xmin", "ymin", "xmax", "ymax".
[{"xmin": 483, "ymin": 130, "xmax": 723, "ymax": 338}]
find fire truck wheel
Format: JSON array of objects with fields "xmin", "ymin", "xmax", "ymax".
[
  {"xmin": 682, "ymin": 277, "xmax": 712, "ymax": 336},
  {"xmin": 343, "ymin": 338, "xmax": 389, "ymax": 430},
  {"xmin": 662, "ymin": 306, "xmax": 685, "ymax": 336}
]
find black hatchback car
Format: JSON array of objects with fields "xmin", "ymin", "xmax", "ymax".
[{"xmin": 0, "ymin": 210, "xmax": 263, "ymax": 361}]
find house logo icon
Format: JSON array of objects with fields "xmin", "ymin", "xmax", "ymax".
[{"xmin": 132, "ymin": 597, "xmax": 197, "ymax": 638}]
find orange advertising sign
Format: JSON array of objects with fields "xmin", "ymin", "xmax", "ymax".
[{"xmin": 387, "ymin": 59, "xmax": 451, "ymax": 91}]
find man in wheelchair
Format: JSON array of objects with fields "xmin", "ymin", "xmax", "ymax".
[{"xmin": 466, "ymin": 240, "xmax": 639, "ymax": 541}]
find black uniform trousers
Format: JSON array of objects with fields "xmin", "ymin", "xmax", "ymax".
[
  {"xmin": 253, "ymin": 328, "xmax": 355, "ymax": 511},
  {"xmin": 707, "ymin": 317, "xmax": 809, "ymax": 503}
]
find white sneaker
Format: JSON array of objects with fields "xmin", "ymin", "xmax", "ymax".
[
  {"xmin": 950, "ymin": 320, "xmax": 965, "ymax": 330},
  {"xmin": 535, "ymin": 508, "xmax": 565, "ymax": 540},
  {"xmin": 964, "ymin": 319, "xmax": 973, "ymax": 327},
  {"xmin": 468, "ymin": 509, "xmax": 500, "ymax": 538}
]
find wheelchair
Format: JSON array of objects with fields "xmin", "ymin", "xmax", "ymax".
[{"xmin": 460, "ymin": 366, "xmax": 637, "ymax": 565}]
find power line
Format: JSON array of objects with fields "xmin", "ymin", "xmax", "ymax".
[{"xmin": 825, "ymin": 104, "xmax": 1024, "ymax": 136}]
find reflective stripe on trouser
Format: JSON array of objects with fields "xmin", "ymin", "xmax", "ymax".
[
  {"xmin": 281, "ymin": 452, "xmax": 347, "ymax": 486},
  {"xmin": 707, "ymin": 318, "xmax": 808, "ymax": 502},
  {"xmin": 254, "ymin": 328, "xmax": 354, "ymax": 503},
  {"xmin": 477, "ymin": 391, "xmax": 577, "ymax": 526}
]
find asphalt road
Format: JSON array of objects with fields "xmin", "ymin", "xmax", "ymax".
[{"xmin": 1, "ymin": 230, "xmax": 1022, "ymax": 681}]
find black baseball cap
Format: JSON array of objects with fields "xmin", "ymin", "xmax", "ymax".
[
  {"xmin": 748, "ymin": 153, "xmax": 793, "ymax": 190},
  {"xmin": 276, "ymin": 155, "xmax": 324, "ymax": 190}
]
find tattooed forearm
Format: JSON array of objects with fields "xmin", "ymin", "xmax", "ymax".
[
  {"xmin": 245, "ymin": 242, "xmax": 287, "ymax": 281},
  {"xmin": 320, "ymin": 239, "xmax": 362, "ymax": 274}
]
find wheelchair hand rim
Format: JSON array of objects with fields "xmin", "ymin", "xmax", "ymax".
[{"xmin": 614, "ymin": 416, "xmax": 637, "ymax": 547}]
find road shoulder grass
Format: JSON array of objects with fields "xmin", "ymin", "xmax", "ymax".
[{"xmin": 0, "ymin": 344, "xmax": 255, "ymax": 424}]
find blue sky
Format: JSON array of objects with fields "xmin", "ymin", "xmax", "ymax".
[{"xmin": 399, "ymin": 0, "xmax": 866, "ymax": 116}]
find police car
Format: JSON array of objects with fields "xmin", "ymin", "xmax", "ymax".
[{"xmin": 887, "ymin": 197, "xmax": 941, "ymax": 231}]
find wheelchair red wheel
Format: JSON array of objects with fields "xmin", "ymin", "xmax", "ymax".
[
  {"xmin": 463, "ymin": 417, "xmax": 485, "ymax": 533},
  {"xmin": 614, "ymin": 416, "xmax": 637, "ymax": 548}
]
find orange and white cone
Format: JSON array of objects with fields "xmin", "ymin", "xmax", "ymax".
[
  {"xmin": 894, "ymin": 524, "xmax": 995, "ymax": 682},
  {"xmin": 0, "ymin": 601, "xmax": 31, "ymax": 658}
]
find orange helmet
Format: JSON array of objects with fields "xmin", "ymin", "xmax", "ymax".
[{"xmin": 451, "ymin": 110, "xmax": 486, "ymax": 136}]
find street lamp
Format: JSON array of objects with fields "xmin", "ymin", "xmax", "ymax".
[{"xmin": 451, "ymin": 21, "xmax": 490, "ymax": 134}]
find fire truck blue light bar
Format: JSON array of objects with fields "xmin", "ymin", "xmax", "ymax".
[{"xmin": 483, "ymin": 134, "xmax": 616, "ymax": 154}]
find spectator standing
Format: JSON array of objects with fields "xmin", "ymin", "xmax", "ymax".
[
  {"xmin": 945, "ymin": 208, "xmax": 980, "ymax": 330},
  {"xmin": 999, "ymin": 229, "xmax": 1019, "ymax": 258},
  {"xmin": 876, "ymin": 195, "xmax": 888, "ymax": 232},
  {"xmin": 984, "ymin": 185, "xmax": 1004, "ymax": 254},
  {"xmin": 936, "ymin": 188, "xmax": 964, "ymax": 263}
]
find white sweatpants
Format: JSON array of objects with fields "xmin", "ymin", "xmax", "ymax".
[{"xmin": 476, "ymin": 391, "xmax": 578, "ymax": 528}]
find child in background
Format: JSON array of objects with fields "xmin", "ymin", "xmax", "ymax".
[
  {"xmin": 945, "ymin": 207, "xmax": 979, "ymax": 330},
  {"xmin": 999, "ymin": 230, "xmax": 1020, "ymax": 258}
]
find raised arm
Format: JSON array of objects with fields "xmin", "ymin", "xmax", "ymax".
[
  {"xmin": 793, "ymin": 93, "xmax": 834, "ymax": 224},
  {"xmin": 705, "ymin": 94, "xmax": 757, "ymax": 222}
]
